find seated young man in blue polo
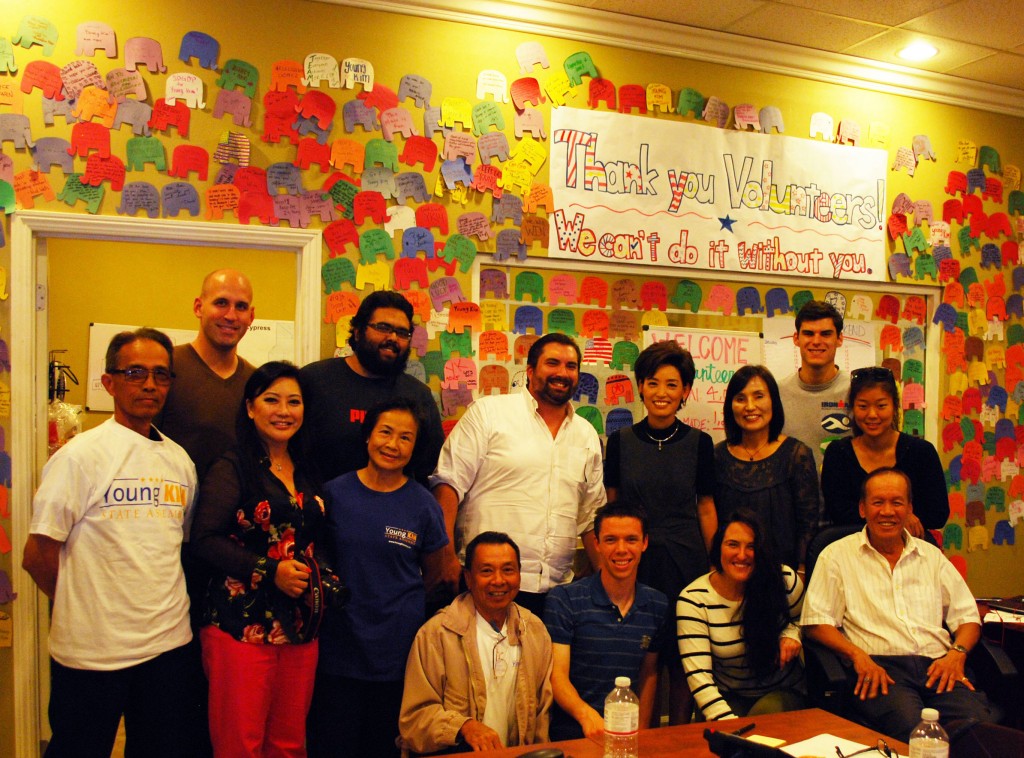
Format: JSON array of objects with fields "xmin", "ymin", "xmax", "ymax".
[{"xmin": 543, "ymin": 501, "xmax": 666, "ymax": 739}]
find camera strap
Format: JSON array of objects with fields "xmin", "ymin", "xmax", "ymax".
[{"xmin": 300, "ymin": 556, "xmax": 327, "ymax": 642}]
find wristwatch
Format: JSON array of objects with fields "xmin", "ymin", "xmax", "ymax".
[{"xmin": 950, "ymin": 643, "xmax": 969, "ymax": 654}]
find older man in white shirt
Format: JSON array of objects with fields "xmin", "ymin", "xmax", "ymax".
[
  {"xmin": 802, "ymin": 467, "xmax": 1000, "ymax": 741},
  {"xmin": 431, "ymin": 333, "xmax": 606, "ymax": 616}
]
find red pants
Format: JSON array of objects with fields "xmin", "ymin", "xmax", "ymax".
[{"xmin": 201, "ymin": 625, "xmax": 318, "ymax": 758}]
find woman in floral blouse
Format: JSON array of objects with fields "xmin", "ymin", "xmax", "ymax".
[{"xmin": 192, "ymin": 361, "xmax": 330, "ymax": 757}]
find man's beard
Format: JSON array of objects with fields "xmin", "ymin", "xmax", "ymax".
[
  {"xmin": 353, "ymin": 333, "xmax": 409, "ymax": 376},
  {"xmin": 533, "ymin": 375, "xmax": 575, "ymax": 406}
]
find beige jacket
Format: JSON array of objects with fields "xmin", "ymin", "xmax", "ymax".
[{"xmin": 399, "ymin": 593, "xmax": 553, "ymax": 754}]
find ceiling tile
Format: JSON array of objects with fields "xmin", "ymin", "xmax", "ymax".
[
  {"xmin": 723, "ymin": 5, "xmax": 883, "ymax": 51},
  {"xmin": 945, "ymin": 51, "xmax": 1024, "ymax": 89},
  {"xmin": 542, "ymin": 0, "xmax": 615, "ymax": 11},
  {"xmin": 549, "ymin": 0, "xmax": 768, "ymax": 29},
  {"xmin": 770, "ymin": 0, "xmax": 957, "ymax": 27},
  {"xmin": 541, "ymin": 0, "xmax": 1023, "ymax": 92},
  {"xmin": 901, "ymin": 0, "xmax": 1024, "ymax": 50},
  {"xmin": 844, "ymin": 28, "xmax": 994, "ymax": 73},
  {"xmin": 620, "ymin": 0, "xmax": 766, "ymax": 28}
]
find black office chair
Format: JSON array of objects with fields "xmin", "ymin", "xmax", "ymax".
[
  {"xmin": 801, "ymin": 526, "xmax": 1018, "ymax": 722},
  {"xmin": 802, "ymin": 525, "xmax": 861, "ymax": 715},
  {"xmin": 804, "ymin": 524, "xmax": 861, "ymax": 581},
  {"xmin": 947, "ymin": 719, "xmax": 1024, "ymax": 757}
]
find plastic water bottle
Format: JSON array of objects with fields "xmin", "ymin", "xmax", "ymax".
[
  {"xmin": 909, "ymin": 708, "xmax": 949, "ymax": 758},
  {"xmin": 604, "ymin": 676, "xmax": 639, "ymax": 758}
]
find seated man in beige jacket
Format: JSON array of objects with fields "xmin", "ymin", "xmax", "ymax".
[{"xmin": 400, "ymin": 532, "xmax": 554, "ymax": 753}]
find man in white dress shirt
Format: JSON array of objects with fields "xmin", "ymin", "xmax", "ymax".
[
  {"xmin": 431, "ymin": 333, "xmax": 606, "ymax": 616},
  {"xmin": 802, "ymin": 467, "xmax": 999, "ymax": 741}
]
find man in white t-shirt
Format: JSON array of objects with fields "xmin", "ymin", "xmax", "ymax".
[
  {"xmin": 22, "ymin": 328, "xmax": 198, "ymax": 758},
  {"xmin": 400, "ymin": 532, "xmax": 553, "ymax": 753}
]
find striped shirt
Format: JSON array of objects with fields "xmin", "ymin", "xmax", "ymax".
[
  {"xmin": 800, "ymin": 529, "xmax": 979, "ymax": 658},
  {"xmin": 677, "ymin": 566, "xmax": 804, "ymax": 721},
  {"xmin": 544, "ymin": 573, "xmax": 666, "ymax": 717}
]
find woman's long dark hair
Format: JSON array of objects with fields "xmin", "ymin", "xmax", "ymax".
[
  {"xmin": 234, "ymin": 361, "xmax": 316, "ymax": 483},
  {"xmin": 709, "ymin": 508, "xmax": 790, "ymax": 677}
]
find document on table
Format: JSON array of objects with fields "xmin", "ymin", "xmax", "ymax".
[
  {"xmin": 984, "ymin": 609, "xmax": 1024, "ymax": 624},
  {"xmin": 782, "ymin": 733, "xmax": 870, "ymax": 757}
]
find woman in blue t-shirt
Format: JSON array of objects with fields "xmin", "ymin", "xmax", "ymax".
[{"xmin": 308, "ymin": 398, "xmax": 449, "ymax": 758}]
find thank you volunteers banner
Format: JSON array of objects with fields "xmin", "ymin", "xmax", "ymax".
[{"xmin": 548, "ymin": 108, "xmax": 888, "ymax": 282}]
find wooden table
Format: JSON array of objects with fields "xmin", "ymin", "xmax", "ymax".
[{"xmin": 460, "ymin": 708, "xmax": 908, "ymax": 756}]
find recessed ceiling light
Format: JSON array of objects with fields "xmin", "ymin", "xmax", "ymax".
[{"xmin": 898, "ymin": 41, "xmax": 938, "ymax": 62}]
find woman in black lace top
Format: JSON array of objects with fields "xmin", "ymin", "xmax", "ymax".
[{"xmin": 713, "ymin": 365, "xmax": 819, "ymax": 573}]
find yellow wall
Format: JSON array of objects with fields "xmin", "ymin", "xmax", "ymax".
[
  {"xmin": 47, "ymin": 238, "xmax": 296, "ymax": 429},
  {"xmin": 2, "ymin": 0, "xmax": 1023, "ymax": 751}
]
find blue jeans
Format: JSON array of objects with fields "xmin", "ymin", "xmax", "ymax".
[{"xmin": 848, "ymin": 655, "xmax": 1001, "ymax": 742}]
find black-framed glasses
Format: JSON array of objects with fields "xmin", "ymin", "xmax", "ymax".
[
  {"xmin": 836, "ymin": 739, "xmax": 899, "ymax": 758},
  {"xmin": 108, "ymin": 367, "xmax": 175, "ymax": 386},
  {"xmin": 851, "ymin": 367, "xmax": 895, "ymax": 383},
  {"xmin": 366, "ymin": 321, "xmax": 413, "ymax": 340}
]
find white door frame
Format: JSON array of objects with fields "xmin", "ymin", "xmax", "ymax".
[{"xmin": 8, "ymin": 210, "xmax": 323, "ymax": 757}]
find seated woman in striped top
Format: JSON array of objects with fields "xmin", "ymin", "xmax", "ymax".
[{"xmin": 677, "ymin": 509, "xmax": 806, "ymax": 720}]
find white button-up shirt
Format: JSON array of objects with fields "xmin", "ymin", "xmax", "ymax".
[
  {"xmin": 801, "ymin": 528, "xmax": 980, "ymax": 658},
  {"xmin": 430, "ymin": 391, "xmax": 606, "ymax": 593}
]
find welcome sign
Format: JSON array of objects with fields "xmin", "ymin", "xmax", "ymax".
[
  {"xmin": 548, "ymin": 108, "xmax": 888, "ymax": 282},
  {"xmin": 643, "ymin": 326, "xmax": 763, "ymax": 442}
]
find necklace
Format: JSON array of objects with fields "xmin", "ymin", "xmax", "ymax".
[
  {"xmin": 736, "ymin": 440, "xmax": 770, "ymax": 460},
  {"xmin": 643, "ymin": 421, "xmax": 680, "ymax": 451}
]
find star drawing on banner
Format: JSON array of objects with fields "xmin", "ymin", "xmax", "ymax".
[{"xmin": 719, "ymin": 215, "xmax": 737, "ymax": 232}]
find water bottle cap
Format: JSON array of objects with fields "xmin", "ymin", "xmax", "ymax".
[
  {"xmin": 615, "ymin": 676, "xmax": 631, "ymax": 688},
  {"xmin": 921, "ymin": 708, "xmax": 939, "ymax": 721}
]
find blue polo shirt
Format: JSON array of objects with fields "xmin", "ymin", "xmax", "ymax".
[{"xmin": 543, "ymin": 573, "xmax": 667, "ymax": 739}]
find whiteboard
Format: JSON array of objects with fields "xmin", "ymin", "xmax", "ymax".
[
  {"xmin": 762, "ymin": 317, "xmax": 878, "ymax": 379},
  {"xmin": 86, "ymin": 320, "xmax": 295, "ymax": 412},
  {"xmin": 642, "ymin": 326, "xmax": 763, "ymax": 442}
]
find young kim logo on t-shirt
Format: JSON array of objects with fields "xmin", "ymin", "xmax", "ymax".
[
  {"xmin": 385, "ymin": 525, "xmax": 419, "ymax": 549},
  {"xmin": 102, "ymin": 476, "xmax": 190, "ymax": 519}
]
